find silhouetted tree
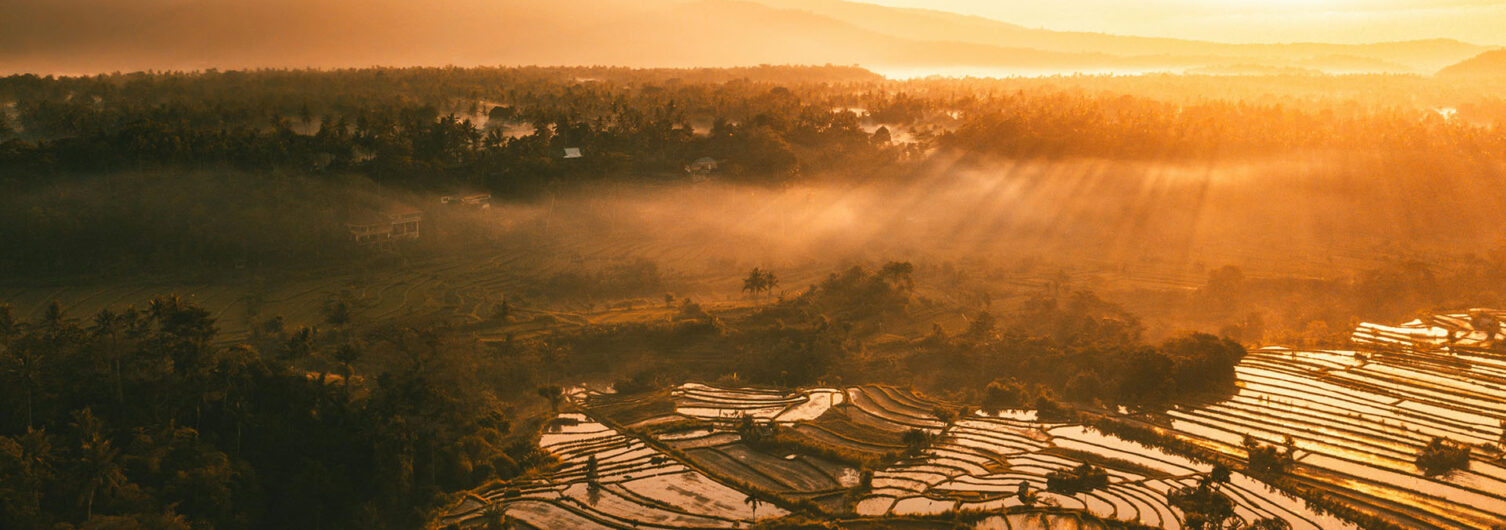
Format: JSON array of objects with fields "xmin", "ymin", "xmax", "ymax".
[{"xmin": 742, "ymin": 268, "xmax": 778, "ymax": 299}]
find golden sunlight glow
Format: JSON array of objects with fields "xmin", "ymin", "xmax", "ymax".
[
  {"xmin": 4, "ymin": 0, "xmax": 1503, "ymax": 74},
  {"xmin": 848, "ymin": 0, "xmax": 1506, "ymax": 45}
]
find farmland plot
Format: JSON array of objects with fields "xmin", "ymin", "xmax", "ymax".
[
  {"xmin": 855, "ymin": 411, "xmax": 1346, "ymax": 530},
  {"xmin": 1147, "ymin": 313, "xmax": 1506, "ymax": 529},
  {"xmin": 439, "ymin": 413, "xmax": 788, "ymax": 528},
  {"xmin": 446, "ymin": 372, "xmax": 1471, "ymax": 529},
  {"xmin": 657, "ymin": 384, "xmax": 1344, "ymax": 529}
]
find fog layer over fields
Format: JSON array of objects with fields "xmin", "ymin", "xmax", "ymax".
[{"xmin": 508, "ymin": 154, "xmax": 1506, "ymax": 282}]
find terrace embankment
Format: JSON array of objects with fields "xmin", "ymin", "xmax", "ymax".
[{"xmin": 440, "ymin": 382, "xmax": 1353, "ymax": 529}]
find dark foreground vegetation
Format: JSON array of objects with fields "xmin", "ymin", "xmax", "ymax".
[{"xmin": 0, "ymin": 299, "xmax": 560, "ymax": 529}]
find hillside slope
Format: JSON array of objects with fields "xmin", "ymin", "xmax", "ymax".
[
  {"xmin": 752, "ymin": 0, "xmax": 1486, "ymax": 72},
  {"xmin": 1438, "ymin": 49, "xmax": 1506, "ymax": 77}
]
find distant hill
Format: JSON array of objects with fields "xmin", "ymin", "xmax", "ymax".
[
  {"xmin": 1185, "ymin": 64, "xmax": 1324, "ymax": 77},
  {"xmin": 0, "ymin": 0, "xmax": 1122, "ymax": 74},
  {"xmin": 1437, "ymin": 50, "xmax": 1506, "ymax": 77},
  {"xmin": 750, "ymin": 0, "xmax": 1486, "ymax": 73},
  {"xmin": 0, "ymin": 0, "xmax": 1492, "ymax": 76},
  {"xmin": 0, "ymin": 0, "xmax": 1210, "ymax": 75}
]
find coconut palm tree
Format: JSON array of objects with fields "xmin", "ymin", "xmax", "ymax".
[
  {"xmin": 333, "ymin": 342, "xmax": 363, "ymax": 389},
  {"xmin": 741, "ymin": 268, "xmax": 779, "ymax": 299},
  {"xmin": 68, "ymin": 409, "xmax": 126, "ymax": 521},
  {"xmin": 90, "ymin": 309, "xmax": 133, "ymax": 408},
  {"xmin": 4, "ymin": 324, "xmax": 47, "ymax": 430},
  {"xmin": 742, "ymin": 268, "xmax": 767, "ymax": 298},
  {"xmin": 2, "ymin": 427, "xmax": 55, "ymax": 518}
]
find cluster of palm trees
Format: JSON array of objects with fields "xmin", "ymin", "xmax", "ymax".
[{"xmin": 741, "ymin": 268, "xmax": 779, "ymax": 299}]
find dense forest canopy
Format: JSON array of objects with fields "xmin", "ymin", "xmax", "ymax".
[
  {"xmin": 4, "ymin": 66, "xmax": 1506, "ymax": 277},
  {"xmin": 0, "ymin": 295, "xmax": 571, "ymax": 529},
  {"xmin": 4, "ymin": 65, "xmax": 1506, "ymax": 191}
]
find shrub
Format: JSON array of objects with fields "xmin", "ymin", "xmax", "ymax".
[
  {"xmin": 931, "ymin": 406, "xmax": 957, "ymax": 425},
  {"xmin": 1045, "ymin": 463, "xmax": 1109, "ymax": 495},
  {"xmin": 1168, "ymin": 480, "xmax": 1237, "ymax": 530},
  {"xmin": 1243, "ymin": 434, "xmax": 1294, "ymax": 476},
  {"xmin": 1416, "ymin": 437, "xmax": 1470, "ymax": 476},
  {"xmin": 982, "ymin": 379, "xmax": 1027, "ymax": 411},
  {"xmin": 901, "ymin": 428, "xmax": 935, "ymax": 453},
  {"xmin": 1034, "ymin": 395, "xmax": 1076, "ymax": 422}
]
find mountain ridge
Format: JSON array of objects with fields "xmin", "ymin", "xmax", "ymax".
[
  {"xmin": 0, "ymin": 0, "xmax": 1494, "ymax": 76},
  {"xmin": 748, "ymin": 0, "xmax": 1489, "ymax": 72},
  {"xmin": 1437, "ymin": 50, "xmax": 1506, "ymax": 77}
]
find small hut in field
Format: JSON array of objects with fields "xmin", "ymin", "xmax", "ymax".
[
  {"xmin": 687, "ymin": 157, "xmax": 718, "ymax": 177},
  {"xmin": 347, "ymin": 208, "xmax": 423, "ymax": 245}
]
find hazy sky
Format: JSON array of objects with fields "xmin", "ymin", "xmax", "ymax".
[
  {"xmin": 1, "ymin": 0, "xmax": 1499, "ymax": 75},
  {"xmin": 850, "ymin": 0, "xmax": 1506, "ymax": 45}
]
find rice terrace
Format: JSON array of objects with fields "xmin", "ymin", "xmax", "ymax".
[
  {"xmin": 9, "ymin": 1, "xmax": 1506, "ymax": 529},
  {"xmin": 433, "ymin": 310, "xmax": 1506, "ymax": 530}
]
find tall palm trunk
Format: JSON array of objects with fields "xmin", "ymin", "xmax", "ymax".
[
  {"xmin": 85, "ymin": 484, "xmax": 96, "ymax": 521},
  {"xmin": 114, "ymin": 358, "xmax": 124, "ymax": 405}
]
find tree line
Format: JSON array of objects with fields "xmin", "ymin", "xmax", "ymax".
[{"xmin": 7, "ymin": 66, "xmax": 1506, "ymax": 195}]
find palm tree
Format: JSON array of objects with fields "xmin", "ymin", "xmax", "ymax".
[
  {"xmin": 7, "ymin": 427, "xmax": 55, "ymax": 516},
  {"xmin": 761, "ymin": 270, "xmax": 779, "ymax": 298},
  {"xmin": 40, "ymin": 301, "xmax": 70, "ymax": 334},
  {"xmin": 5, "ymin": 327, "xmax": 47, "ymax": 429},
  {"xmin": 484, "ymin": 127, "xmax": 506, "ymax": 149},
  {"xmin": 333, "ymin": 342, "xmax": 363, "ymax": 389},
  {"xmin": 744, "ymin": 494, "xmax": 762, "ymax": 519},
  {"xmin": 742, "ymin": 268, "xmax": 766, "ymax": 298},
  {"xmin": 282, "ymin": 326, "xmax": 318, "ymax": 362},
  {"xmin": 741, "ymin": 268, "xmax": 779, "ymax": 299},
  {"xmin": 69, "ymin": 409, "xmax": 126, "ymax": 521},
  {"xmin": 90, "ymin": 309, "xmax": 131, "ymax": 408}
]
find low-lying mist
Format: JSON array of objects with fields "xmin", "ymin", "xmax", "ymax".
[
  {"xmin": 493, "ymin": 152, "xmax": 1506, "ymax": 287},
  {"xmin": 9, "ymin": 151, "xmax": 1504, "ymax": 283},
  {"xmin": 6, "ymin": 151, "xmax": 1505, "ymax": 328},
  {"xmin": 5, "ymin": 152, "xmax": 1506, "ymax": 347}
]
